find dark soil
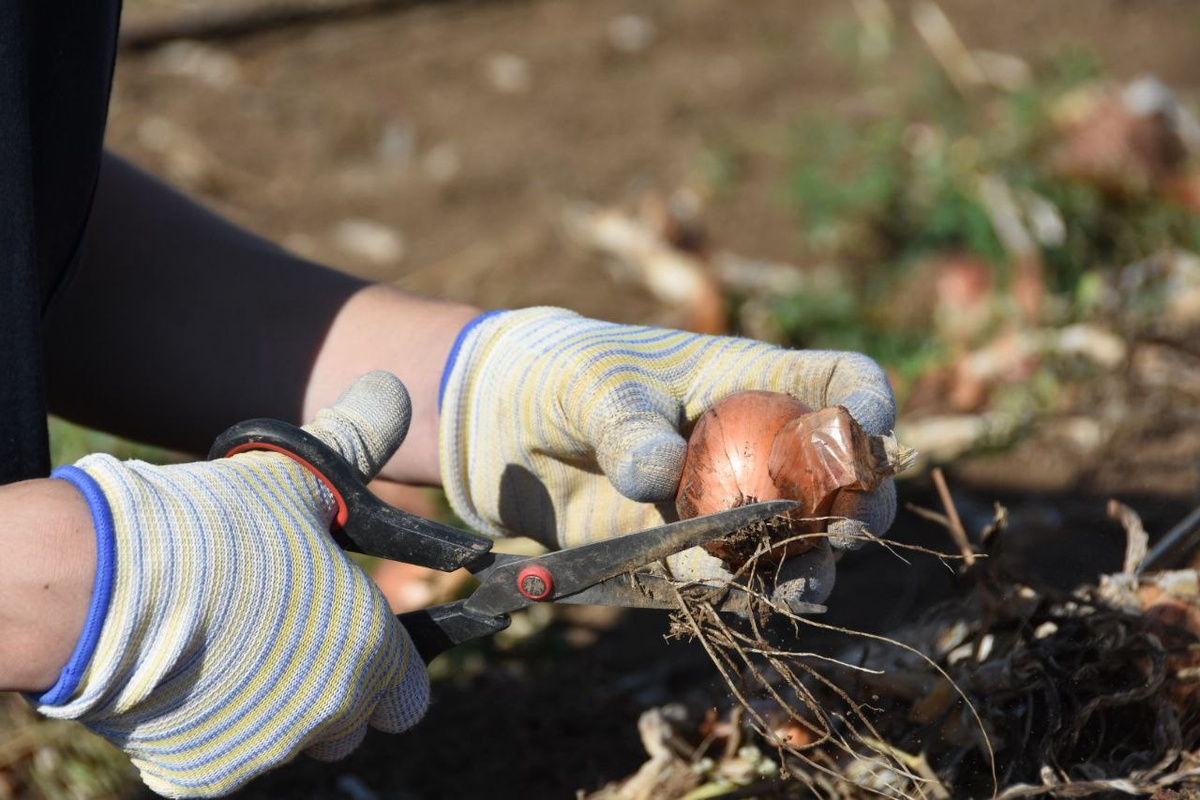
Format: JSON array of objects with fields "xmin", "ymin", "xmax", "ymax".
[{"xmin": 107, "ymin": 1, "xmax": 1200, "ymax": 797}]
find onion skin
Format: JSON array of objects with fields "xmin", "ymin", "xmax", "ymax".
[
  {"xmin": 675, "ymin": 390, "xmax": 813, "ymax": 522},
  {"xmin": 676, "ymin": 390, "xmax": 906, "ymax": 570}
]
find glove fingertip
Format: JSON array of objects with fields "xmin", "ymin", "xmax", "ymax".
[
  {"xmin": 601, "ymin": 428, "xmax": 687, "ymax": 503},
  {"xmin": 305, "ymin": 724, "xmax": 369, "ymax": 763},
  {"xmin": 828, "ymin": 352, "xmax": 898, "ymax": 437},
  {"xmin": 826, "ymin": 481, "xmax": 897, "ymax": 550},
  {"xmin": 369, "ymin": 660, "xmax": 431, "ymax": 734},
  {"xmin": 308, "ymin": 371, "xmax": 413, "ymax": 480},
  {"xmin": 772, "ymin": 539, "xmax": 836, "ymax": 608}
]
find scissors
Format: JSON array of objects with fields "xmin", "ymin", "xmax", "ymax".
[{"xmin": 209, "ymin": 418, "xmax": 818, "ymax": 663}]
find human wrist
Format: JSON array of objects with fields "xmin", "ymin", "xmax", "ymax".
[
  {"xmin": 0, "ymin": 478, "xmax": 98, "ymax": 693},
  {"xmin": 37, "ymin": 467, "xmax": 118, "ymax": 704},
  {"xmin": 307, "ymin": 285, "xmax": 480, "ymax": 486}
]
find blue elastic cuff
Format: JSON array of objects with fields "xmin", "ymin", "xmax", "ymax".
[
  {"xmin": 438, "ymin": 309, "xmax": 509, "ymax": 411},
  {"xmin": 37, "ymin": 466, "xmax": 117, "ymax": 706}
]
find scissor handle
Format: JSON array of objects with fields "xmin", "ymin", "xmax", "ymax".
[{"xmin": 208, "ymin": 418, "xmax": 493, "ymax": 571}]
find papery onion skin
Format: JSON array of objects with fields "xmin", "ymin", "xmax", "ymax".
[
  {"xmin": 675, "ymin": 390, "xmax": 813, "ymax": 522},
  {"xmin": 675, "ymin": 391, "xmax": 814, "ymax": 567},
  {"xmin": 768, "ymin": 405, "xmax": 896, "ymax": 515},
  {"xmin": 676, "ymin": 390, "xmax": 909, "ymax": 571}
]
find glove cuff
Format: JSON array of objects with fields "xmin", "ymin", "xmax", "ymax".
[
  {"xmin": 36, "ymin": 466, "xmax": 118, "ymax": 706},
  {"xmin": 438, "ymin": 309, "xmax": 510, "ymax": 411}
]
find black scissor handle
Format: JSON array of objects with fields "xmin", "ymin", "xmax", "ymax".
[{"xmin": 208, "ymin": 418, "xmax": 493, "ymax": 572}]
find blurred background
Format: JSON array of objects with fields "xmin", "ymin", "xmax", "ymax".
[{"xmin": 13, "ymin": 1, "xmax": 1200, "ymax": 798}]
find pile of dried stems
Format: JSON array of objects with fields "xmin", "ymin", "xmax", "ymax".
[{"xmin": 590, "ymin": 497, "xmax": 1200, "ymax": 800}]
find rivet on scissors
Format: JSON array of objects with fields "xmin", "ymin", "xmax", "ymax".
[{"xmin": 517, "ymin": 565, "xmax": 555, "ymax": 601}]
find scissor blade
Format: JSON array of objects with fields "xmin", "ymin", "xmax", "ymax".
[
  {"xmin": 464, "ymin": 500, "xmax": 802, "ymax": 617},
  {"xmin": 554, "ymin": 571, "xmax": 827, "ymax": 616}
]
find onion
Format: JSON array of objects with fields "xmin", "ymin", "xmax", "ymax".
[{"xmin": 675, "ymin": 390, "xmax": 911, "ymax": 569}]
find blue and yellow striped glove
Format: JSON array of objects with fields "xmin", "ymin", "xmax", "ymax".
[
  {"xmin": 36, "ymin": 372, "xmax": 428, "ymax": 798},
  {"xmin": 439, "ymin": 308, "xmax": 899, "ymax": 607}
]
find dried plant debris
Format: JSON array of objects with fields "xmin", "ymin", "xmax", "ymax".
[
  {"xmin": 0, "ymin": 693, "xmax": 137, "ymax": 799},
  {"xmin": 587, "ymin": 503, "xmax": 1200, "ymax": 799}
]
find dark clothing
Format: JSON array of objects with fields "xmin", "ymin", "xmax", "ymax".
[
  {"xmin": 0, "ymin": 0, "xmax": 121, "ymax": 483},
  {"xmin": 43, "ymin": 154, "xmax": 366, "ymax": 456},
  {"xmin": 2, "ymin": 1, "xmax": 367, "ymax": 485}
]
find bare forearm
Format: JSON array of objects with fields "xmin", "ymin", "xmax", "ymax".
[
  {"xmin": 0, "ymin": 479, "xmax": 95, "ymax": 692},
  {"xmin": 305, "ymin": 285, "xmax": 481, "ymax": 486}
]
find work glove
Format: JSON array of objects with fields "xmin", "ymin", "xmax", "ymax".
[
  {"xmin": 36, "ymin": 372, "xmax": 428, "ymax": 798},
  {"xmin": 439, "ymin": 307, "xmax": 899, "ymax": 608}
]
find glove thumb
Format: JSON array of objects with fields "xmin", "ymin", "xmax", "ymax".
[
  {"xmin": 591, "ymin": 394, "xmax": 688, "ymax": 504},
  {"xmin": 304, "ymin": 371, "xmax": 412, "ymax": 481}
]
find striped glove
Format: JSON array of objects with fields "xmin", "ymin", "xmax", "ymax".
[
  {"xmin": 439, "ymin": 308, "xmax": 899, "ymax": 607},
  {"xmin": 36, "ymin": 372, "xmax": 428, "ymax": 798}
]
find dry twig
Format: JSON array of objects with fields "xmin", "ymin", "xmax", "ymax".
[{"xmin": 931, "ymin": 468, "xmax": 976, "ymax": 567}]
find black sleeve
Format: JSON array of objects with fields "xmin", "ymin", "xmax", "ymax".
[
  {"xmin": 43, "ymin": 152, "xmax": 369, "ymax": 457},
  {"xmin": 0, "ymin": 0, "xmax": 121, "ymax": 483}
]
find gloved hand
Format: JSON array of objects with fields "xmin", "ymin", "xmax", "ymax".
[
  {"xmin": 439, "ymin": 308, "xmax": 899, "ymax": 608},
  {"xmin": 36, "ymin": 372, "xmax": 428, "ymax": 798}
]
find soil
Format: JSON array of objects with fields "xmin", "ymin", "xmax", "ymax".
[{"xmin": 105, "ymin": 1, "xmax": 1200, "ymax": 797}]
